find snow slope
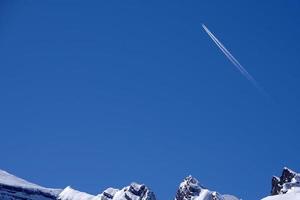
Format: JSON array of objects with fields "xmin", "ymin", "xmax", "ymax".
[
  {"xmin": 0, "ymin": 169, "xmax": 61, "ymax": 200},
  {"xmin": 0, "ymin": 169, "xmax": 156, "ymax": 200},
  {"xmin": 58, "ymin": 186, "xmax": 95, "ymax": 200},
  {"xmin": 0, "ymin": 169, "xmax": 61, "ymax": 195},
  {"xmin": 222, "ymin": 194, "xmax": 240, "ymax": 200},
  {"xmin": 262, "ymin": 192, "xmax": 300, "ymax": 200}
]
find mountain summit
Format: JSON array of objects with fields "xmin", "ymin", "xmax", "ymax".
[
  {"xmin": 262, "ymin": 167, "xmax": 300, "ymax": 200},
  {"xmin": 175, "ymin": 175, "xmax": 239, "ymax": 200}
]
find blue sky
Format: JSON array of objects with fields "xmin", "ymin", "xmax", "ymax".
[{"xmin": 1, "ymin": 1, "xmax": 300, "ymax": 199}]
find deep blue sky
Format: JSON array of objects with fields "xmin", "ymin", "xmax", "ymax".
[{"xmin": 1, "ymin": 1, "xmax": 300, "ymax": 199}]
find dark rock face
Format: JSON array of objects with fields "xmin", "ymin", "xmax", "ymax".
[
  {"xmin": 129, "ymin": 183, "xmax": 146, "ymax": 196},
  {"xmin": 0, "ymin": 184, "xmax": 57, "ymax": 200},
  {"xmin": 101, "ymin": 188, "xmax": 120, "ymax": 200},
  {"xmin": 271, "ymin": 167, "xmax": 298, "ymax": 195}
]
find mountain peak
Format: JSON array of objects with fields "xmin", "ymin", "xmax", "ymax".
[
  {"xmin": 175, "ymin": 175, "xmax": 239, "ymax": 200},
  {"xmin": 262, "ymin": 168, "xmax": 300, "ymax": 200},
  {"xmin": 271, "ymin": 167, "xmax": 300, "ymax": 195},
  {"xmin": 176, "ymin": 175, "xmax": 202, "ymax": 200}
]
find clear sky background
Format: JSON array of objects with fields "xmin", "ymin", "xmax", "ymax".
[{"xmin": 1, "ymin": 1, "xmax": 300, "ymax": 200}]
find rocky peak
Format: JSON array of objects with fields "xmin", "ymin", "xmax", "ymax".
[
  {"xmin": 175, "ymin": 175, "xmax": 202, "ymax": 200},
  {"xmin": 175, "ymin": 176, "xmax": 238, "ymax": 200},
  {"xmin": 121, "ymin": 182, "xmax": 154, "ymax": 200},
  {"xmin": 271, "ymin": 167, "xmax": 300, "ymax": 195},
  {"xmin": 110, "ymin": 182, "xmax": 155, "ymax": 200}
]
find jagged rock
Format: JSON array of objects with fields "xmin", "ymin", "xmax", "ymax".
[
  {"xmin": 175, "ymin": 176, "xmax": 201, "ymax": 200},
  {"xmin": 113, "ymin": 182, "xmax": 156, "ymax": 200},
  {"xmin": 263, "ymin": 168, "xmax": 300, "ymax": 200},
  {"xmin": 101, "ymin": 188, "xmax": 119, "ymax": 200},
  {"xmin": 271, "ymin": 176, "xmax": 281, "ymax": 195},
  {"xmin": 175, "ymin": 175, "xmax": 239, "ymax": 200},
  {"xmin": 271, "ymin": 167, "xmax": 300, "ymax": 195}
]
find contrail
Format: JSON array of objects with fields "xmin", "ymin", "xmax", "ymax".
[{"xmin": 202, "ymin": 24, "xmax": 266, "ymax": 95}]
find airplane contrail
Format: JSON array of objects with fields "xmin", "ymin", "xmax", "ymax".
[{"xmin": 202, "ymin": 24, "xmax": 266, "ymax": 95}]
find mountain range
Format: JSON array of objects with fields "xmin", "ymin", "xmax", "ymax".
[{"xmin": 0, "ymin": 167, "xmax": 299, "ymax": 200}]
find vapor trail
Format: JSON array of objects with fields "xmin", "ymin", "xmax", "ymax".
[{"xmin": 202, "ymin": 24, "xmax": 265, "ymax": 94}]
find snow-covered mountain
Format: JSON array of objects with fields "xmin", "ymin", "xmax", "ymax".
[
  {"xmin": 1, "ymin": 167, "xmax": 300, "ymax": 200},
  {"xmin": 0, "ymin": 169, "xmax": 61, "ymax": 200},
  {"xmin": 0, "ymin": 169, "xmax": 238, "ymax": 200},
  {"xmin": 0, "ymin": 169, "xmax": 155, "ymax": 200},
  {"xmin": 174, "ymin": 175, "xmax": 239, "ymax": 200},
  {"xmin": 58, "ymin": 182, "xmax": 156, "ymax": 200},
  {"xmin": 262, "ymin": 167, "xmax": 300, "ymax": 200}
]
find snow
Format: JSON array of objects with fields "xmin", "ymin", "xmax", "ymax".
[
  {"xmin": 0, "ymin": 169, "xmax": 42, "ymax": 189},
  {"xmin": 194, "ymin": 188, "xmax": 210, "ymax": 200},
  {"xmin": 5, "ymin": 167, "xmax": 300, "ymax": 200},
  {"xmin": 262, "ymin": 170, "xmax": 300, "ymax": 200},
  {"xmin": 0, "ymin": 169, "xmax": 61, "ymax": 196},
  {"xmin": 103, "ymin": 187, "xmax": 119, "ymax": 196},
  {"xmin": 59, "ymin": 186, "xmax": 97, "ymax": 200},
  {"xmin": 222, "ymin": 194, "xmax": 239, "ymax": 200},
  {"xmin": 176, "ymin": 176, "xmax": 239, "ymax": 200},
  {"xmin": 58, "ymin": 183, "xmax": 153, "ymax": 200},
  {"xmin": 262, "ymin": 192, "xmax": 300, "ymax": 200},
  {"xmin": 111, "ymin": 185, "xmax": 147, "ymax": 200},
  {"xmin": 0, "ymin": 168, "xmax": 155, "ymax": 200},
  {"xmin": 58, "ymin": 186, "xmax": 119, "ymax": 200}
]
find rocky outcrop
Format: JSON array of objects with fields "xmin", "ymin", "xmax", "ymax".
[
  {"xmin": 100, "ymin": 188, "xmax": 120, "ymax": 200},
  {"xmin": 112, "ymin": 182, "xmax": 155, "ymax": 200},
  {"xmin": 262, "ymin": 168, "xmax": 300, "ymax": 200},
  {"xmin": 271, "ymin": 167, "xmax": 300, "ymax": 195},
  {"xmin": 175, "ymin": 176, "xmax": 202, "ymax": 200},
  {"xmin": 175, "ymin": 175, "xmax": 239, "ymax": 200}
]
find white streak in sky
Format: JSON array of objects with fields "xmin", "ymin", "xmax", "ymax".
[{"xmin": 202, "ymin": 24, "xmax": 266, "ymax": 95}]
